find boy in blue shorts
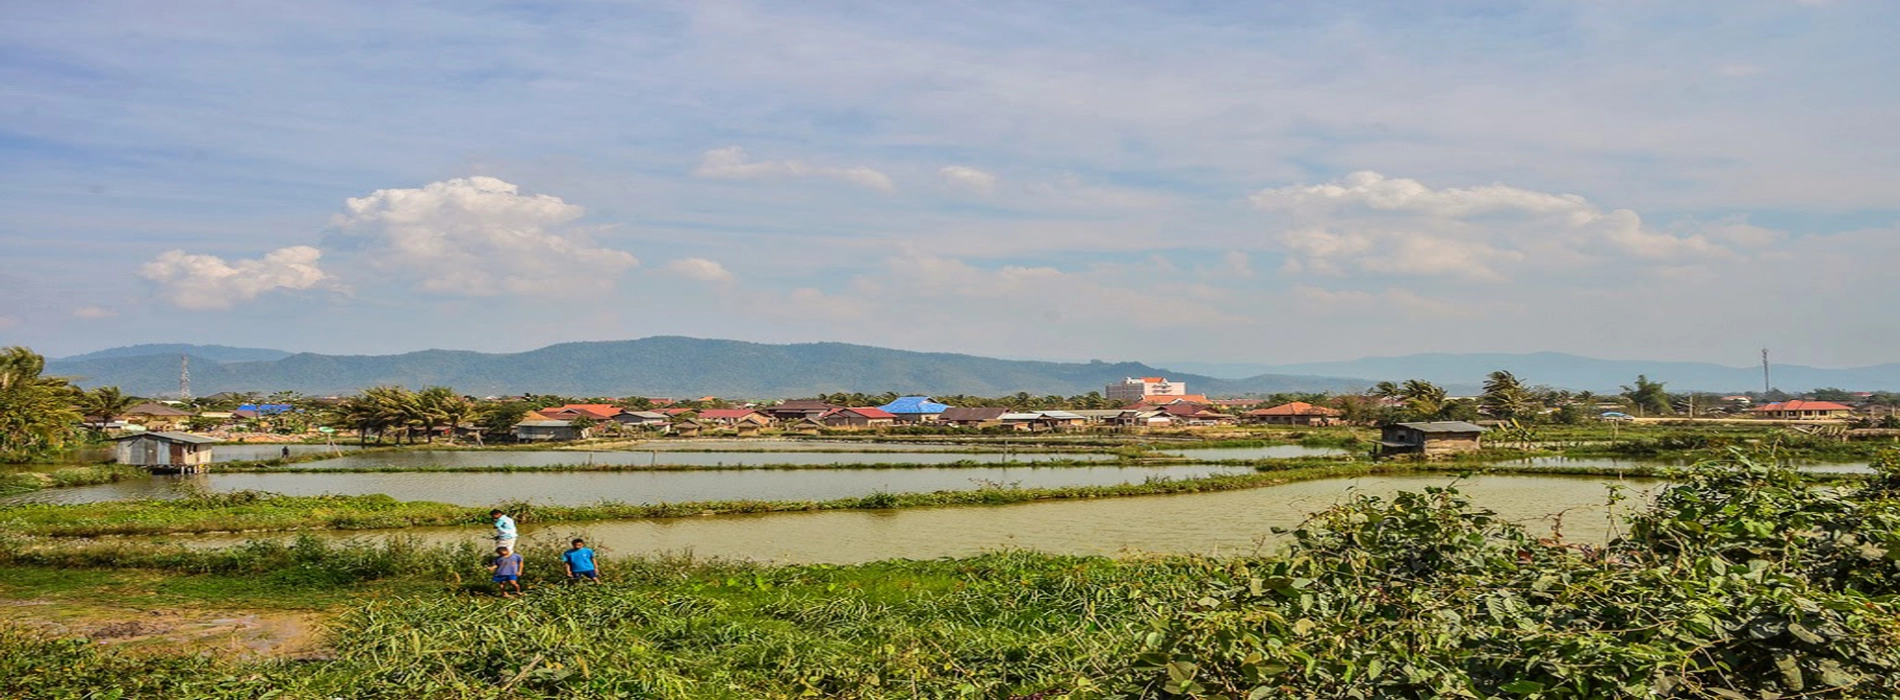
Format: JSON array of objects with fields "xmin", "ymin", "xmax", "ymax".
[
  {"xmin": 562, "ymin": 538, "xmax": 599, "ymax": 583},
  {"xmin": 489, "ymin": 545, "xmax": 524, "ymax": 597}
]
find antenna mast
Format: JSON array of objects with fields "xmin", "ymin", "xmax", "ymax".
[
  {"xmin": 179, "ymin": 354, "xmax": 192, "ymax": 401},
  {"xmin": 1760, "ymin": 348, "xmax": 1770, "ymax": 395}
]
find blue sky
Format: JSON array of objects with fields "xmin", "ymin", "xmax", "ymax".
[{"xmin": 1, "ymin": 0, "xmax": 1896, "ymax": 367}]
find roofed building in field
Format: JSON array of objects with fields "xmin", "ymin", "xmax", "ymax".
[
  {"xmin": 696, "ymin": 409, "xmax": 772, "ymax": 427},
  {"xmin": 761, "ymin": 399, "xmax": 837, "ymax": 423},
  {"xmin": 820, "ymin": 407, "xmax": 897, "ymax": 429},
  {"xmin": 1379, "ymin": 421, "xmax": 1485, "ymax": 457},
  {"xmin": 123, "ymin": 402, "xmax": 194, "ymax": 431},
  {"xmin": 1749, "ymin": 400, "xmax": 1854, "ymax": 420},
  {"xmin": 878, "ymin": 396, "xmax": 951, "ymax": 422},
  {"xmin": 113, "ymin": 431, "xmax": 219, "ymax": 472},
  {"xmin": 1244, "ymin": 401, "xmax": 1344, "ymax": 426}
]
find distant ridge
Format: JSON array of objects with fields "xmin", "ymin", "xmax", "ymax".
[
  {"xmin": 45, "ymin": 337, "xmax": 1367, "ymax": 398},
  {"xmin": 57, "ymin": 343, "xmax": 293, "ymax": 364}
]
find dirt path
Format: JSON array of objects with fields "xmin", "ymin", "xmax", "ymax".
[{"xmin": 3, "ymin": 600, "xmax": 331, "ymax": 660}]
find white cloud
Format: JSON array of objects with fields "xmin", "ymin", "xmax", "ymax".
[
  {"xmin": 140, "ymin": 246, "xmax": 329, "ymax": 310},
  {"xmin": 1255, "ymin": 171, "xmax": 1730, "ymax": 281},
  {"xmin": 938, "ymin": 165, "xmax": 997, "ymax": 193},
  {"xmin": 693, "ymin": 146, "xmax": 895, "ymax": 191},
  {"xmin": 72, "ymin": 306, "xmax": 117, "ymax": 319},
  {"xmin": 330, "ymin": 176, "xmax": 639, "ymax": 296},
  {"xmin": 666, "ymin": 257, "xmax": 734, "ymax": 282}
]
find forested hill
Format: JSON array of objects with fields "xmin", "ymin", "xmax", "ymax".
[{"xmin": 46, "ymin": 337, "xmax": 1368, "ymax": 398}]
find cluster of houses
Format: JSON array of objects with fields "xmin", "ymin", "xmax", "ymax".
[{"xmin": 509, "ymin": 378, "xmax": 1353, "ymax": 442}]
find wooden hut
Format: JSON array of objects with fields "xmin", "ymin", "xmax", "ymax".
[
  {"xmin": 1379, "ymin": 421, "xmax": 1485, "ymax": 457},
  {"xmin": 113, "ymin": 431, "xmax": 219, "ymax": 473},
  {"xmin": 670, "ymin": 419, "xmax": 704, "ymax": 437}
]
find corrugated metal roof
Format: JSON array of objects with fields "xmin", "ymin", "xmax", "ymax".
[
  {"xmin": 1392, "ymin": 421, "xmax": 1487, "ymax": 433},
  {"xmin": 878, "ymin": 396, "xmax": 950, "ymax": 414},
  {"xmin": 113, "ymin": 431, "xmax": 220, "ymax": 444}
]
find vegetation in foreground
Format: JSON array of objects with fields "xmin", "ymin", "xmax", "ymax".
[{"xmin": 0, "ymin": 451, "xmax": 1896, "ymax": 698}]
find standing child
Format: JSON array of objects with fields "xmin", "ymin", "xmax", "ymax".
[
  {"xmin": 562, "ymin": 538, "xmax": 599, "ymax": 583},
  {"xmin": 490, "ymin": 509, "xmax": 518, "ymax": 552},
  {"xmin": 489, "ymin": 546, "xmax": 524, "ymax": 597}
]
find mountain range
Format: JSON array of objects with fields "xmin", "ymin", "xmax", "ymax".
[
  {"xmin": 45, "ymin": 337, "xmax": 1365, "ymax": 398},
  {"xmin": 46, "ymin": 340, "xmax": 1900, "ymax": 398}
]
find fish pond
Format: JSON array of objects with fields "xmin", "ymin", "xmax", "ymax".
[
  {"xmin": 172, "ymin": 473, "xmax": 1661, "ymax": 564},
  {"xmin": 0, "ymin": 464, "xmax": 1243, "ymax": 506}
]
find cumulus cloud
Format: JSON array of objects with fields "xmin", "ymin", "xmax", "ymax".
[
  {"xmin": 693, "ymin": 146, "xmax": 895, "ymax": 191},
  {"xmin": 140, "ymin": 246, "xmax": 330, "ymax": 310},
  {"xmin": 330, "ymin": 177, "xmax": 639, "ymax": 296},
  {"xmin": 666, "ymin": 257, "xmax": 734, "ymax": 282},
  {"xmin": 72, "ymin": 306, "xmax": 117, "ymax": 319},
  {"xmin": 1254, "ymin": 171, "xmax": 1728, "ymax": 281},
  {"xmin": 938, "ymin": 165, "xmax": 997, "ymax": 193}
]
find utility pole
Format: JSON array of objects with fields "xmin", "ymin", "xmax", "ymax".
[
  {"xmin": 1761, "ymin": 348, "xmax": 1771, "ymax": 395},
  {"xmin": 179, "ymin": 354, "xmax": 192, "ymax": 401}
]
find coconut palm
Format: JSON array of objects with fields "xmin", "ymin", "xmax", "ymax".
[{"xmin": 81, "ymin": 386, "xmax": 138, "ymax": 431}]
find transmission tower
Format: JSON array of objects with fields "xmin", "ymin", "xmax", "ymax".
[
  {"xmin": 179, "ymin": 354, "xmax": 192, "ymax": 401},
  {"xmin": 1761, "ymin": 348, "xmax": 1771, "ymax": 395}
]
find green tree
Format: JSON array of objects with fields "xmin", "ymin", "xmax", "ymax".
[
  {"xmin": 1399, "ymin": 379, "xmax": 1448, "ymax": 420},
  {"xmin": 1480, "ymin": 370, "xmax": 1534, "ymax": 421},
  {"xmin": 1621, "ymin": 375, "xmax": 1672, "ymax": 417},
  {"xmin": 0, "ymin": 347, "xmax": 83, "ymax": 460},
  {"xmin": 80, "ymin": 386, "xmax": 138, "ymax": 431}
]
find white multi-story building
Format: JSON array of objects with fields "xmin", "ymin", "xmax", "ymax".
[{"xmin": 1105, "ymin": 377, "xmax": 1187, "ymax": 403}]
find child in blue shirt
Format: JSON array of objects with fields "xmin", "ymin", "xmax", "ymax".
[
  {"xmin": 562, "ymin": 538, "xmax": 599, "ymax": 582},
  {"xmin": 489, "ymin": 545, "xmax": 524, "ymax": 597}
]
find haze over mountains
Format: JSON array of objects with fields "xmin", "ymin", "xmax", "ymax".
[{"xmin": 46, "ymin": 338, "xmax": 1900, "ymax": 398}]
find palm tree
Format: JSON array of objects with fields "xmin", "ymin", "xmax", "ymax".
[
  {"xmin": 1399, "ymin": 379, "xmax": 1448, "ymax": 420},
  {"xmin": 0, "ymin": 347, "xmax": 84, "ymax": 460},
  {"xmin": 1480, "ymin": 370, "xmax": 1533, "ymax": 421},
  {"xmin": 81, "ymin": 386, "xmax": 138, "ymax": 431}
]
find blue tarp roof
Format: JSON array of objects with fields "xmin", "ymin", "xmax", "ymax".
[
  {"xmin": 879, "ymin": 396, "xmax": 950, "ymax": 414},
  {"xmin": 236, "ymin": 403, "xmax": 295, "ymax": 414}
]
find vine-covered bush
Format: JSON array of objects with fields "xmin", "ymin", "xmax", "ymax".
[{"xmin": 1113, "ymin": 452, "xmax": 1900, "ymax": 698}]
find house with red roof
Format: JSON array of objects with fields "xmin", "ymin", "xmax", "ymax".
[
  {"xmin": 1244, "ymin": 401, "xmax": 1344, "ymax": 426},
  {"xmin": 540, "ymin": 404, "xmax": 624, "ymax": 422},
  {"xmin": 696, "ymin": 409, "xmax": 771, "ymax": 428},
  {"xmin": 1749, "ymin": 400, "xmax": 1853, "ymax": 420},
  {"xmin": 820, "ymin": 407, "xmax": 897, "ymax": 429}
]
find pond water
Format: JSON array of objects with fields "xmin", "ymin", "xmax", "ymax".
[
  {"xmin": 172, "ymin": 473, "xmax": 1662, "ymax": 564},
  {"xmin": 1498, "ymin": 455, "xmax": 1872, "ymax": 474},
  {"xmin": 211, "ymin": 444, "xmax": 361, "ymax": 462},
  {"xmin": 288, "ymin": 449, "xmax": 1112, "ymax": 469},
  {"xmin": 0, "ymin": 464, "xmax": 1244, "ymax": 506},
  {"xmin": 1157, "ymin": 445, "xmax": 1351, "ymax": 460}
]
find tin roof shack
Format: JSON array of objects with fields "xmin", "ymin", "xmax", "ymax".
[
  {"xmin": 1380, "ymin": 421, "xmax": 1485, "ymax": 458},
  {"xmin": 114, "ymin": 431, "xmax": 219, "ymax": 473}
]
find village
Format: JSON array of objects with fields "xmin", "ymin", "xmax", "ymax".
[{"xmin": 86, "ymin": 373, "xmax": 1900, "ymax": 473}]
